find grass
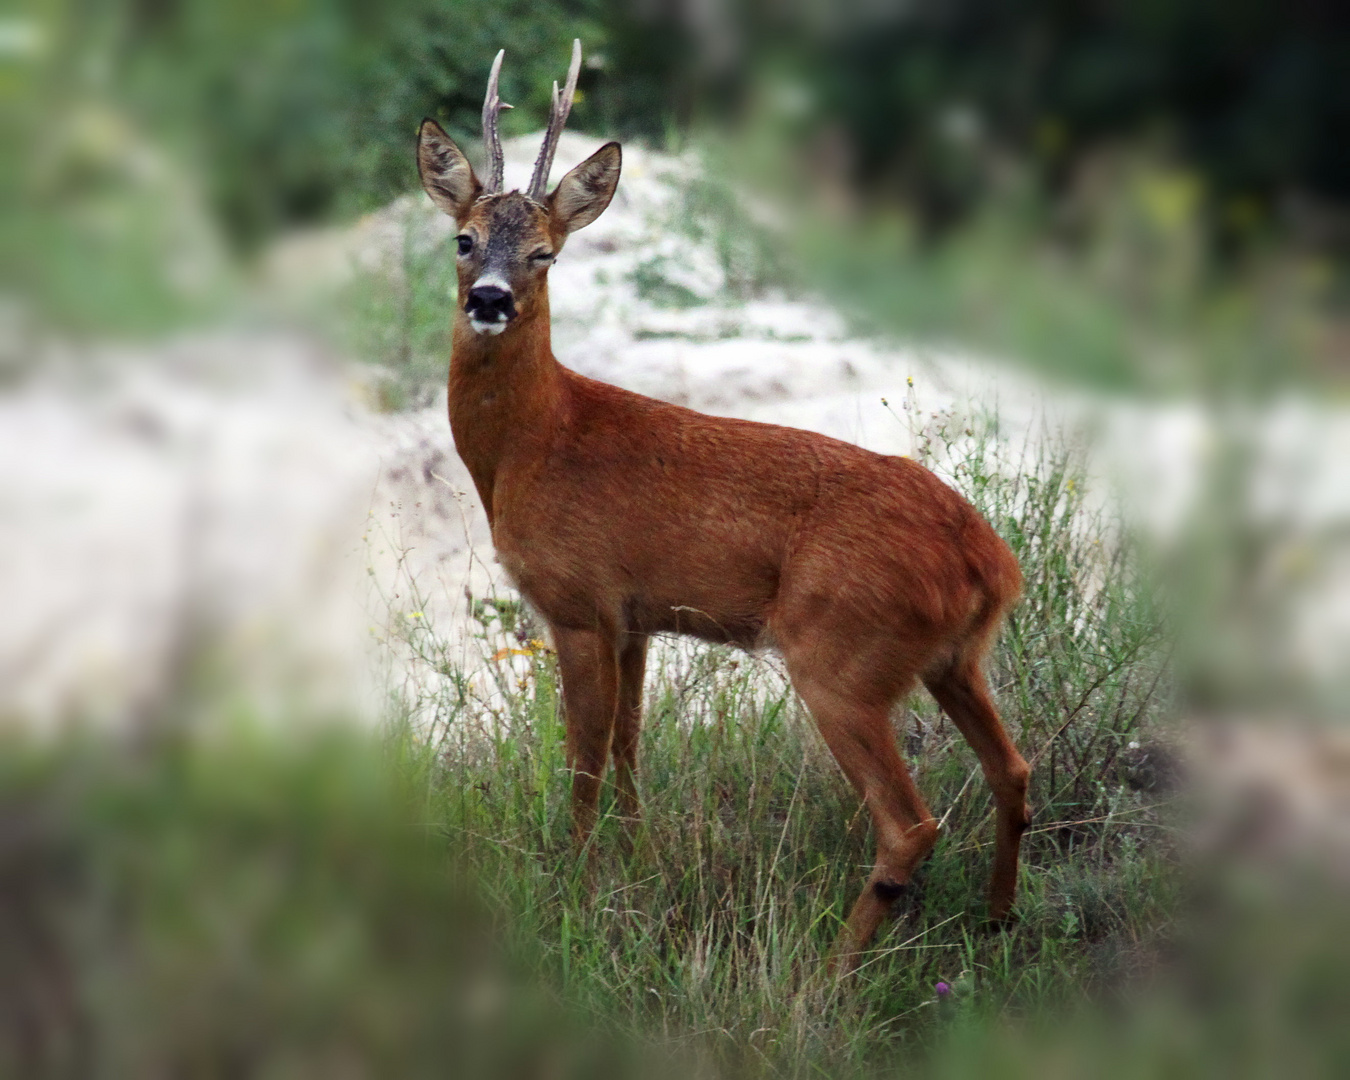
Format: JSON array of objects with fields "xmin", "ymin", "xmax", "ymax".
[
  {"xmin": 375, "ymin": 419, "xmax": 1180, "ymax": 1074},
  {"xmin": 8, "ymin": 421, "xmax": 1349, "ymax": 1076}
]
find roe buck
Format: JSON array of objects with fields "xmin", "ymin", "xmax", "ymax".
[{"xmin": 417, "ymin": 40, "xmax": 1031, "ymax": 972}]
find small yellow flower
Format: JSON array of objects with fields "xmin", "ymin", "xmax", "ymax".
[
  {"xmin": 410, "ymin": 611, "xmax": 424, "ymax": 618},
  {"xmin": 906, "ymin": 376, "xmax": 914, "ymax": 388}
]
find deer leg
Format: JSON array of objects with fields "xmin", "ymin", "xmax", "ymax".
[
  {"xmin": 552, "ymin": 625, "xmax": 620, "ymax": 845},
  {"xmin": 789, "ymin": 668, "xmax": 939, "ymax": 975},
  {"xmin": 923, "ymin": 660, "xmax": 1030, "ymax": 923},
  {"xmin": 612, "ymin": 633, "xmax": 649, "ymax": 828}
]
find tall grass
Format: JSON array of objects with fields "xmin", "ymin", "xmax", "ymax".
[
  {"xmin": 14, "ymin": 420, "xmax": 1348, "ymax": 1076},
  {"xmin": 378, "ymin": 419, "xmax": 1178, "ymax": 1075}
]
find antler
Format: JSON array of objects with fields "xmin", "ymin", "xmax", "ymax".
[
  {"xmin": 481, "ymin": 49, "xmax": 512, "ymax": 193},
  {"xmin": 526, "ymin": 39, "xmax": 583, "ymax": 202}
]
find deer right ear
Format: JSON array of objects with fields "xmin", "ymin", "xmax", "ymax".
[{"xmin": 417, "ymin": 119, "xmax": 481, "ymax": 220}]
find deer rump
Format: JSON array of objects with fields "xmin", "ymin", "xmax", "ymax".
[{"xmin": 485, "ymin": 369, "xmax": 1022, "ymax": 674}]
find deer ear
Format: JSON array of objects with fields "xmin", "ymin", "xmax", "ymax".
[
  {"xmin": 417, "ymin": 119, "xmax": 481, "ymax": 220},
  {"xmin": 548, "ymin": 142, "xmax": 621, "ymax": 235}
]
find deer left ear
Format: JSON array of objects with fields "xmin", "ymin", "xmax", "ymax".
[
  {"xmin": 417, "ymin": 119, "xmax": 481, "ymax": 221},
  {"xmin": 548, "ymin": 142, "xmax": 621, "ymax": 235}
]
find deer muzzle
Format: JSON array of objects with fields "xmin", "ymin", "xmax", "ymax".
[{"xmin": 465, "ymin": 282, "xmax": 517, "ymax": 335}]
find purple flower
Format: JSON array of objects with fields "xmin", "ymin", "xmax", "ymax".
[{"xmin": 935, "ymin": 981, "xmax": 951, "ymax": 998}]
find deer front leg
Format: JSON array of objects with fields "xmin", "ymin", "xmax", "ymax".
[
  {"xmin": 612, "ymin": 633, "xmax": 649, "ymax": 829},
  {"xmin": 552, "ymin": 625, "xmax": 620, "ymax": 845}
]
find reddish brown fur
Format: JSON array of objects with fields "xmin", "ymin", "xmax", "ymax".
[{"xmin": 418, "ymin": 116, "xmax": 1031, "ymax": 974}]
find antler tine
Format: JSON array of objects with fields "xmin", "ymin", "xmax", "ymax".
[
  {"xmin": 480, "ymin": 49, "xmax": 512, "ymax": 193},
  {"xmin": 526, "ymin": 38, "xmax": 583, "ymax": 201}
]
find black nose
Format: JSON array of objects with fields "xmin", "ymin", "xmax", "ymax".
[{"xmin": 465, "ymin": 284, "xmax": 516, "ymax": 322}]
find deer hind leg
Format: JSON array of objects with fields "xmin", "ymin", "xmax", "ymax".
[
  {"xmin": 923, "ymin": 657, "xmax": 1030, "ymax": 923},
  {"xmin": 611, "ymin": 633, "xmax": 649, "ymax": 827},
  {"xmin": 787, "ymin": 665, "xmax": 939, "ymax": 974},
  {"xmin": 552, "ymin": 625, "xmax": 620, "ymax": 844}
]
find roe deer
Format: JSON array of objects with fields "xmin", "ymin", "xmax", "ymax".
[{"xmin": 417, "ymin": 41, "xmax": 1031, "ymax": 973}]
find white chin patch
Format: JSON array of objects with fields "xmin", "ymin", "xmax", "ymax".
[{"xmin": 469, "ymin": 317, "xmax": 509, "ymax": 336}]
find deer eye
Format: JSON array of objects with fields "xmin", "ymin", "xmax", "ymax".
[
  {"xmin": 529, "ymin": 249, "xmax": 554, "ymax": 263},
  {"xmin": 456, "ymin": 235, "xmax": 473, "ymax": 256}
]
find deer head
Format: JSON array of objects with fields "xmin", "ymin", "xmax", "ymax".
[{"xmin": 416, "ymin": 41, "xmax": 621, "ymax": 337}]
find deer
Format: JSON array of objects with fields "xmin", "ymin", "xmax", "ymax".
[{"xmin": 415, "ymin": 40, "xmax": 1031, "ymax": 974}]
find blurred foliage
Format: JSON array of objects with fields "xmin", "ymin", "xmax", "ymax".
[
  {"xmin": 331, "ymin": 201, "xmax": 462, "ymax": 410},
  {"xmin": 791, "ymin": 171, "xmax": 1341, "ymax": 391},
  {"xmin": 40, "ymin": 0, "xmax": 607, "ymax": 248},
  {"xmin": 4, "ymin": 0, "xmax": 1347, "ymax": 384},
  {"xmin": 13, "ymin": 0, "xmax": 1350, "ymax": 253},
  {"xmin": 618, "ymin": 0, "xmax": 1350, "ymax": 254},
  {"xmin": 663, "ymin": 132, "xmax": 1341, "ymax": 390},
  {"xmin": 2, "ymin": 718, "xmax": 1347, "ymax": 1076},
  {"xmin": 0, "ymin": 724, "xmax": 637, "ymax": 1078}
]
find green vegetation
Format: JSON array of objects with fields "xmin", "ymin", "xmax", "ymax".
[
  {"xmin": 666, "ymin": 137, "xmax": 1343, "ymax": 393},
  {"xmin": 0, "ymin": 724, "xmax": 639, "ymax": 1077},
  {"xmin": 6, "ymin": 424, "xmax": 1347, "ymax": 1076},
  {"xmin": 791, "ymin": 170, "xmax": 1343, "ymax": 393},
  {"xmin": 7, "ymin": 1, "xmax": 1345, "ymax": 392},
  {"xmin": 374, "ymin": 422, "xmax": 1182, "ymax": 1073},
  {"xmin": 26, "ymin": 0, "xmax": 1347, "ymax": 251}
]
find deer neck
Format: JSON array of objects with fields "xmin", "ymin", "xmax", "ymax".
[{"xmin": 447, "ymin": 298, "xmax": 563, "ymax": 520}]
